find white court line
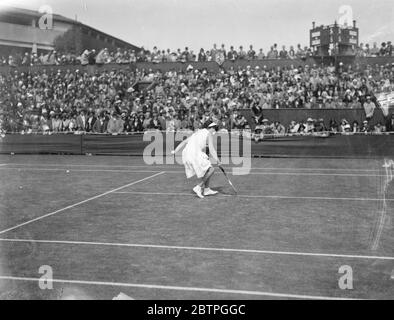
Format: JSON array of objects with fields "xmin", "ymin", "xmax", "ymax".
[
  {"xmin": 114, "ymin": 191, "xmax": 394, "ymax": 202},
  {"xmin": 0, "ymin": 167, "xmax": 385, "ymax": 177},
  {"xmin": 0, "ymin": 167, "xmax": 165, "ymax": 174},
  {"xmin": 1, "ymin": 163, "xmax": 381, "ymax": 172},
  {"xmin": 0, "ymin": 275, "xmax": 361, "ymax": 300},
  {"xmin": 0, "ymin": 172, "xmax": 165, "ymax": 236},
  {"xmin": 0, "ymin": 238, "xmax": 393, "ymax": 261}
]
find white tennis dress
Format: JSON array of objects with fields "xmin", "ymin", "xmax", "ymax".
[{"xmin": 182, "ymin": 128, "xmax": 212, "ymax": 179}]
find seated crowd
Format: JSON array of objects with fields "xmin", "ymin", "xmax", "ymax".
[
  {"xmin": 0, "ymin": 60, "xmax": 393, "ymax": 135},
  {"xmin": 0, "ymin": 43, "xmax": 311, "ymax": 67},
  {"xmin": 1, "ymin": 40, "xmax": 391, "ymax": 67},
  {"xmin": 355, "ymin": 41, "xmax": 393, "ymax": 58},
  {"xmin": 252, "ymin": 116, "xmax": 393, "ymax": 142}
]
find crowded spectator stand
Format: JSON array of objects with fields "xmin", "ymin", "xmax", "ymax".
[{"xmin": 0, "ymin": 43, "xmax": 393, "ymax": 158}]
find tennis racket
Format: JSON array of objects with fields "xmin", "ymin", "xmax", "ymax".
[{"xmin": 218, "ymin": 165, "xmax": 238, "ymax": 194}]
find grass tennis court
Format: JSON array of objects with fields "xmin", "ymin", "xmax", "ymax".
[{"xmin": 0, "ymin": 154, "xmax": 393, "ymax": 300}]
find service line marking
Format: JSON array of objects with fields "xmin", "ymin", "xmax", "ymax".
[{"xmin": 0, "ymin": 172, "xmax": 165, "ymax": 235}]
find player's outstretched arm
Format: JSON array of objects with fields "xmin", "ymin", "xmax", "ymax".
[{"xmin": 171, "ymin": 136, "xmax": 191, "ymax": 154}]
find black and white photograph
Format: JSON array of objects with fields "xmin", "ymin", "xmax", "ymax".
[{"xmin": 0, "ymin": 0, "xmax": 393, "ymax": 306}]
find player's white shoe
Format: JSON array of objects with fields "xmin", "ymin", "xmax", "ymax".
[
  {"xmin": 203, "ymin": 188, "xmax": 219, "ymax": 196},
  {"xmin": 193, "ymin": 185, "xmax": 204, "ymax": 199}
]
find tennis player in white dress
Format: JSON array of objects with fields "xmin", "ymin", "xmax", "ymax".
[{"xmin": 171, "ymin": 122, "xmax": 221, "ymax": 198}]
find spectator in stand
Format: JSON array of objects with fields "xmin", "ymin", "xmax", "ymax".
[
  {"xmin": 107, "ymin": 113, "xmax": 124, "ymax": 134},
  {"xmin": 296, "ymin": 44, "xmax": 305, "ymax": 59},
  {"xmin": 272, "ymin": 121, "xmax": 285, "ymax": 135},
  {"xmin": 352, "ymin": 121, "xmax": 360, "ymax": 133},
  {"xmin": 273, "ymin": 44, "xmax": 279, "ymax": 58},
  {"xmin": 48, "ymin": 50, "xmax": 60, "ymax": 65},
  {"xmin": 231, "ymin": 110, "xmax": 247, "ymax": 130},
  {"xmin": 373, "ymin": 121, "xmax": 386, "ymax": 133},
  {"xmin": 315, "ymin": 119, "xmax": 327, "ymax": 132},
  {"xmin": 205, "ymin": 50, "xmax": 212, "ymax": 61},
  {"xmin": 181, "ymin": 47, "xmax": 191, "ymax": 62},
  {"xmin": 130, "ymin": 50, "xmax": 137, "ymax": 63},
  {"xmin": 86, "ymin": 111, "xmax": 98, "ymax": 132},
  {"xmin": 360, "ymin": 120, "xmax": 371, "ymax": 133},
  {"xmin": 363, "ymin": 95, "xmax": 376, "ymax": 121},
  {"xmin": 218, "ymin": 44, "xmax": 226, "ymax": 64},
  {"xmin": 286, "ymin": 120, "xmax": 298, "ymax": 133},
  {"xmin": 247, "ymin": 45, "xmax": 256, "ymax": 60},
  {"xmin": 51, "ymin": 113, "xmax": 62, "ymax": 132},
  {"xmin": 364, "ymin": 44, "xmax": 371, "ymax": 57},
  {"xmin": 263, "ymin": 119, "xmax": 274, "ymax": 134},
  {"xmin": 87, "ymin": 49, "xmax": 97, "ymax": 65},
  {"xmin": 253, "ymin": 118, "xmax": 271, "ymax": 141},
  {"xmin": 227, "ymin": 46, "xmax": 237, "ymax": 61},
  {"xmin": 95, "ymin": 48, "xmax": 109, "ymax": 65},
  {"xmin": 142, "ymin": 112, "xmax": 153, "ymax": 130},
  {"xmin": 198, "ymin": 48, "xmax": 207, "ymax": 62},
  {"xmin": 134, "ymin": 114, "xmax": 145, "ymax": 132},
  {"xmin": 303, "ymin": 118, "xmax": 315, "ymax": 133},
  {"xmin": 76, "ymin": 110, "xmax": 87, "ymax": 131},
  {"xmin": 342, "ymin": 123, "xmax": 352, "ymax": 134},
  {"xmin": 386, "ymin": 113, "xmax": 394, "ymax": 132},
  {"xmin": 266, "ymin": 46, "xmax": 276, "ymax": 59},
  {"xmin": 210, "ymin": 44, "xmax": 218, "ymax": 63},
  {"xmin": 257, "ymin": 49, "xmax": 265, "ymax": 60},
  {"xmin": 21, "ymin": 52, "xmax": 30, "ymax": 66},
  {"xmin": 238, "ymin": 46, "xmax": 247, "ymax": 60},
  {"xmin": 329, "ymin": 119, "xmax": 339, "ymax": 132},
  {"xmin": 370, "ymin": 42, "xmax": 380, "ymax": 57},
  {"xmin": 288, "ymin": 46, "xmax": 296, "ymax": 59},
  {"xmin": 151, "ymin": 112, "xmax": 162, "ymax": 130},
  {"xmin": 325, "ymin": 96, "xmax": 336, "ymax": 109},
  {"xmin": 279, "ymin": 45, "xmax": 288, "ymax": 59},
  {"xmin": 80, "ymin": 49, "xmax": 90, "ymax": 66},
  {"xmin": 70, "ymin": 114, "xmax": 78, "ymax": 132},
  {"xmin": 92, "ymin": 113, "xmax": 107, "ymax": 133},
  {"xmin": 349, "ymin": 96, "xmax": 362, "ymax": 109},
  {"xmin": 339, "ymin": 119, "xmax": 350, "ymax": 132},
  {"xmin": 386, "ymin": 41, "xmax": 393, "ymax": 56},
  {"xmin": 380, "ymin": 43, "xmax": 387, "ymax": 56}
]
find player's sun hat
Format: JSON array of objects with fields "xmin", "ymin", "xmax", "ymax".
[
  {"xmin": 206, "ymin": 121, "xmax": 219, "ymax": 131},
  {"xmin": 208, "ymin": 122, "xmax": 218, "ymax": 128}
]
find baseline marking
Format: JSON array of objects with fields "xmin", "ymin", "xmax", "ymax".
[
  {"xmin": 0, "ymin": 167, "xmax": 385, "ymax": 177},
  {"xmin": 114, "ymin": 191, "xmax": 394, "ymax": 202},
  {"xmin": 0, "ymin": 238, "xmax": 393, "ymax": 261},
  {"xmin": 0, "ymin": 275, "xmax": 361, "ymax": 300},
  {"xmin": 0, "ymin": 172, "xmax": 165, "ymax": 235}
]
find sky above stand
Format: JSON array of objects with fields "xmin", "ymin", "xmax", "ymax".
[{"xmin": 1, "ymin": 0, "xmax": 393, "ymax": 51}]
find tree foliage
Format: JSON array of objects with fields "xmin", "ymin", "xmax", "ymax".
[{"xmin": 53, "ymin": 26, "xmax": 83, "ymax": 54}]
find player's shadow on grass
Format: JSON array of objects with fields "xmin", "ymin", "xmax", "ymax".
[{"xmin": 213, "ymin": 186, "xmax": 235, "ymax": 195}]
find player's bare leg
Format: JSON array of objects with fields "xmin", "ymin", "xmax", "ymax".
[
  {"xmin": 193, "ymin": 167, "xmax": 214, "ymax": 198},
  {"xmin": 200, "ymin": 167, "xmax": 218, "ymax": 196}
]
